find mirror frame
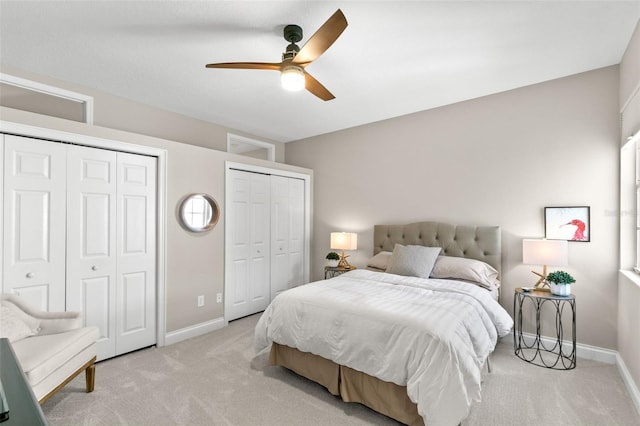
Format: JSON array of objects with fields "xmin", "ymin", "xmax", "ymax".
[{"xmin": 178, "ymin": 193, "xmax": 220, "ymax": 233}]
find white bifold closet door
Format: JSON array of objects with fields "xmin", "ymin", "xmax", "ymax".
[
  {"xmin": 65, "ymin": 146, "xmax": 156, "ymax": 360},
  {"xmin": 226, "ymin": 169, "xmax": 305, "ymax": 321},
  {"xmin": 3, "ymin": 134, "xmax": 156, "ymax": 361}
]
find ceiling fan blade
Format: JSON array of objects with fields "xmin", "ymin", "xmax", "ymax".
[
  {"xmin": 205, "ymin": 62, "xmax": 282, "ymax": 71},
  {"xmin": 304, "ymin": 72, "xmax": 335, "ymax": 101},
  {"xmin": 292, "ymin": 9, "xmax": 347, "ymax": 66}
]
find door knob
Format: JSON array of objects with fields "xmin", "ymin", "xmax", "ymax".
[
  {"xmin": 26, "ymin": 272, "xmax": 34, "ymax": 278},
  {"xmin": 91, "ymin": 266, "xmax": 98, "ymax": 271}
]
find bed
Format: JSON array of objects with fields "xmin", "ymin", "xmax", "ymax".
[{"xmin": 254, "ymin": 222, "xmax": 513, "ymax": 425}]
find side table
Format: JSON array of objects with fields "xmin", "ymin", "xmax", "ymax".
[
  {"xmin": 324, "ymin": 266, "xmax": 356, "ymax": 279},
  {"xmin": 513, "ymin": 287, "xmax": 576, "ymax": 370}
]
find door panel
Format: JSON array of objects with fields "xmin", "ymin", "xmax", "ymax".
[
  {"xmin": 226, "ymin": 170, "xmax": 270, "ymax": 320},
  {"xmin": 82, "ymin": 275, "xmax": 111, "ymax": 345},
  {"xmin": 270, "ymin": 176, "xmax": 289, "ymax": 299},
  {"xmin": 66, "ymin": 144, "xmax": 117, "ymax": 360},
  {"xmin": 270, "ymin": 176, "xmax": 305, "ymax": 299},
  {"xmin": 250, "ymin": 178, "xmax": 270, "ymax": 306},
  {"xmin": 116, "ymin": 152, "xmax": 156, "ymax": 356},
  {"xmin": 3, "ymin": 135, "xmax": 66, "ymax": 311},
  {"xmin": 288, "ymin": 178, "xmax": 305, "ymax": 286},
  {"xmin": 121, "ymin": 271, "xmax": 147, "ymax": 333}
]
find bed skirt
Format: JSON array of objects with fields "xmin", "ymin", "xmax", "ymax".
[{"xmin": 269, "ymin": 343, "xmax": 423, "ymax": 426}]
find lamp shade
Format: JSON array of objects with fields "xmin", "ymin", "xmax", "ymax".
[
  {"xmin": 522, "ymin": 239, "xmax": 568, "ymax": 266},
  {"xmin": 330, "ymin": 232, "xmax": 358, "ymax": 251}
]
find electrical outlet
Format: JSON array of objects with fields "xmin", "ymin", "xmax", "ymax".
[
  {"xmin": 216, "ymin": 293, "xmax": 222, "ymax": 303},
  {"xmin": 197, "ymin": 295, "xmax": 205, "ymax": 307}
]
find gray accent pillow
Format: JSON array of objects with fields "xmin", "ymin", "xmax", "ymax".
[{"xmin": 386, "ymin": 244, "xmax": 442, "ymax": 278}]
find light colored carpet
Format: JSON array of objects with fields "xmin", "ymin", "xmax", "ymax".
[{"xmin": 42, "ymin": 314, "xmax": 640, "ymax": 425}]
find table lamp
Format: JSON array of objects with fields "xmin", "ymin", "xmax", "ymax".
[
  {"xmin": 522, "ymin": 238, "xmax": 568, "ymax": 289},
  {"xmin": 330, "ymin": 232, "xmax": 358, "ymax": 269}
]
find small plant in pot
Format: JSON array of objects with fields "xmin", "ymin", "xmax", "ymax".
[
  {"xmin": 546, "ymin": 270, "xmax": 575, "ymax": 296},
  {"xmin": 326, "ymin": 251, "xmax": 340, "ymax": 267}
]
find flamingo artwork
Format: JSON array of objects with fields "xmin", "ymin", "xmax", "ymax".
[{"xmin": 561, "ymin": 219, "xmax": 587, "ymax": 241}]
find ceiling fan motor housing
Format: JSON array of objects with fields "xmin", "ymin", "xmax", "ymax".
[
  {"xmin": 283, "ymin": 24, "xmax": 303, "ymax": 43},
  {"xmin": 282, "ymin": 24, "xmax": 302, "ymax": 61}
]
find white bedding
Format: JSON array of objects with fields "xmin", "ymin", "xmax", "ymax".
[{"xmin": 254, "ymin": 269, "xmax": 513, "ymax": 426}]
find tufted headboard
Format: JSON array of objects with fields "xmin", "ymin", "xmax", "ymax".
[{"xmin": 373, "ymin": 222, "xmax": 502, "ymax": 275}]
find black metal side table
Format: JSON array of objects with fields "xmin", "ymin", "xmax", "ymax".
[
  {"xmin": 513, "ymin": 287, "xmax": 576, "ymax": 370},
  {"xmin": 324, "ymin": 266, "xmax": 356, "ymax": 279}
]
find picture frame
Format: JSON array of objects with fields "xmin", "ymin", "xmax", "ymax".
[{"xmin": 544, "ymin": 206, "xmax": 590, "ymax": 242}]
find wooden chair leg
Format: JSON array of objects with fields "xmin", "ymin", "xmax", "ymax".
[{"xmin": 85, "ymin": 363, "xmax": 95, "ymax": 393}]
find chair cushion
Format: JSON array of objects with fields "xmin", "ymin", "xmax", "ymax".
[{"xmin": 12, "ymin": 326, "xmax": 99, "ymax": 386}]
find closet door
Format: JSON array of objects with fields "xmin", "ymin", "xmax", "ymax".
[
  {"xmin": 115, "ymin": 152, "xmax": 157, "ymax": 355},
  {"xmin": 270, "ymin": 175, "xmax": 305, "ymax": 299},
  {"xmin": 66, "ymin": 145, "xmax": 118, "ymax": 360},
  {"xmin": 226, "ymin": 169, "xmax": 270, "ymax": 321},
  {"xmin": 3, "ymin": 135, "xmax": 66, "ymax": 311}
]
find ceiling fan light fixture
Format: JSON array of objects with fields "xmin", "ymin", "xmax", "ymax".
[{"xmin": 281, "ymin": 66, "xmax": 305, "ymax": 92}]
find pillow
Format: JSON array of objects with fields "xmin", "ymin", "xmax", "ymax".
[
  {"xmin": 366, "ymin": 251, "xmax": 392, "ymax": 270},
  {"xmin": 0, "ymin": 304, "xmax": 37, "ymax": 342},
  {"xmin": 430, "ymin": 255, "xmax": 500, "ymax": 289},
  {"xmin": 385, "ymin": 244, "xmax": 441, "ymax": 278}
]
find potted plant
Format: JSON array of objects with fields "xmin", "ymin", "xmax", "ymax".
[
  {"xmin": 326, "ymin": 251, "xmax": 340, "ymax": 267},
  {"xmin": 546, "ymin": 270, "xmax": 575, "ymax": 296}
]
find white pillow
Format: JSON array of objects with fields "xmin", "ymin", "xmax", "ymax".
[
  {"xmin": 430, "ymin": 255, "xmax": 500, "ymax": 289},
  {"xmin": 386, "ymin": 244, "xmax": 441, "ymax": 278},
  {"xmin": 366, "ymin": 251, "xmax": 392, "ymax": 270},
  {"xmin": 0, "ymin": 304, "xmax": 37, "ymax": 342}
]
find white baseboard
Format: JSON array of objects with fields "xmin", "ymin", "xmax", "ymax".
[
  {"xmin": 163, "ymin": 317, "xmax": 226, "ymax": 346},
  {"xmin": 617, "ymin": 352, "xmax": 640, "ymax": 417}
]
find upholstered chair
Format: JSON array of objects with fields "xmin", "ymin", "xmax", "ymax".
[{"xmin": 0, "ymin": 293, "xmax": 99, "ymax": 404}]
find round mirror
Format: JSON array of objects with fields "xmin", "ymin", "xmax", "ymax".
[{"xmin": 178, "ymin": 193, "xmax": 220, "ymax": 233}]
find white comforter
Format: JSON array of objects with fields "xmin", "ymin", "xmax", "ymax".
[{"xmin": 254, "ymin": 269, "xmax": 513, "ymax": 426}]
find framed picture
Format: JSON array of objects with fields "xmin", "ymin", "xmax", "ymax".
[{"xmin": 544, "ymin": 206, "xmax": 590, "ymax": 242}]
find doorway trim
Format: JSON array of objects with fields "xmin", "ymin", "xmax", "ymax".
[{"xmin": 0, "ymin": 120, "xmax": 168, "ymax": 347}]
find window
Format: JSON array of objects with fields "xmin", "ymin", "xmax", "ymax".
[
  {"xmin": 636, "ymin": 137, "xmax": 640, "ymax": 272},
  {"xmin": 621, "ymin": 131, "xmax": 640, "ymax": 272}
]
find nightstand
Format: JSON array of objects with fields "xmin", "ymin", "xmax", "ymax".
[
  {"xmin": 324, "ymin": 266, "xmax": 356, "ymax": 279},
  {"xmin": 513, "ymin": 287, "xmax": 576, "ymax": 370}
]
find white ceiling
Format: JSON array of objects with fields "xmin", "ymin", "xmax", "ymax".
[{"xmin": 1, "ymin": 1, "xmax": 638, "ymax": 143}]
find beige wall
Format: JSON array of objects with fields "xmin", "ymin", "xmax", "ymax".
[
  {"xmin": 0, "ymin": 64, "xmax": 286, "ymax": 162},
  {"xmin": 618, "ymin": 19, "xmax": 640, "ymax": 403},
  {"xmin": 0, "ymin": 106, "xmax": 311, "ymax": 334},
  {"xmin": 620, "ymin": 20, "xmax": 640, "ymax": 119},
  {"xmin": 286, "ymin": 66, "xmax": 620, "ymax": 351}
]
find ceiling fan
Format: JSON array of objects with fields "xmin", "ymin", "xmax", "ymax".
[{"xmin": 205, "ymin": 9, "xmax": 348, "ymax": 101}]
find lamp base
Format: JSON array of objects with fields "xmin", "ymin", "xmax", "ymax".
[
  {"xmin": 532, "ymin": 266, "xmax": 550, "ymax": 289},
  {"xmin": 337, "ymin": 250, "xmax": 354, "ymax": 269}
]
